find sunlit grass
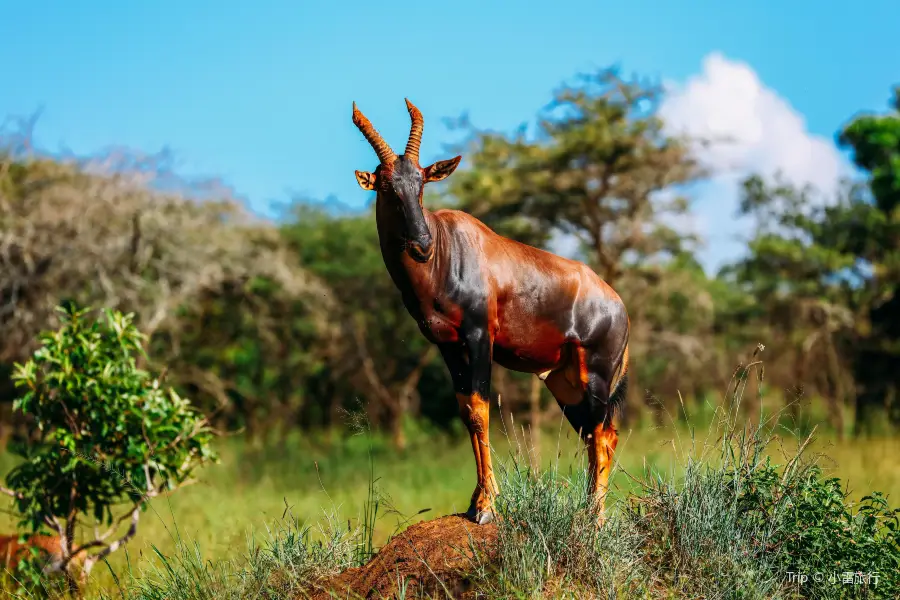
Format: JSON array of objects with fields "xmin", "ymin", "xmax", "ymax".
[{"xmin": 1, "ymin": 404, "xmax": 898, "ymax": 597}]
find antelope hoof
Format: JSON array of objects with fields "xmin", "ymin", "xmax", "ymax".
[
  {"xmin": 466, "ymin": 479, "xmax": 499, "ymax": 525},
  {"xmin": 476, "ymin": 510, "xmax": 495, "ymax": 525},
  {"xmin": 465, "ymin": 503, "xmax": 496, "ymax": 525},
  {"xmin": 590, "ymin": 502, "xmax": 607, "ymax": 528}
]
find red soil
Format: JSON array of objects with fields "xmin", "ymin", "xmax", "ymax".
[{"xmin": 305, "ymin": 514, "xmax": 498, "ymax": 599}]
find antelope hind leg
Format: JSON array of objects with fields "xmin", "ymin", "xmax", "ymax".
[
  {"xmin": 545, "ymin": 368, "xmax": 618, "ymax": 526},
  {"xmin": 587, "ymin": 422, "xmax": 618, "ymax": 525}
]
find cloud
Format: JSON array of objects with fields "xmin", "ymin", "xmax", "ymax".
[{"xmin": 658, "ymin": 52, "xmax": 852, "ymax": 272}]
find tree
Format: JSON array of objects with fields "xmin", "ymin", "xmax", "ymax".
[
  {"xmin": 0, "ymin": 124, "xmax": 334, "ymax": 437},
  {"xmin": 148, "ymin": 244, "xmax": 334, "ymax": 446},
  {"xmin": 836, "ymin": 86, "xmax": 900, "ymax": 431},
  {"xmin": 721, "ymin": 175, "xmax": 861, "ymax": 435},
  {"xmin": 2, "ymin": 305, "xmax": 217, "ymax": 594},
  {"xmin": 444, "ymin": 67, "xmax": 714, "ymax": 420},
  {"xmin": 447, "ymin": 67, "xmax": 705, "ymax": 286},
  {"xmin": 282, "ymin": 204, "xmax": 444, "ymax": 448},
  {"xmin": 0, "ymin": 145, "xmax": 327, "ymax": 353},
  {"xmin": 724, "ymin": 85, "xmax": 900, "ymax": 435}
]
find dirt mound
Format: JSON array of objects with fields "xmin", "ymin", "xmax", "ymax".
[{"xmin": 307, "ymin": 514, "xmax": 498, "ymax": 599}]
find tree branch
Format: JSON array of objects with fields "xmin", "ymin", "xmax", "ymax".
[
  {"xmin": 350, "ymin": 318, "xmax": 394, "ymax": 405},
  {"xmin": 398, "ymin": 346, "xmax": 438, "ymax": 404},
  {"xmin": 79, "ymin": 505, "xmax": 140, "ymax": 576},
  {"xmin": 0, "ymin": 486, "xmax": 23, "ymax": 500}
]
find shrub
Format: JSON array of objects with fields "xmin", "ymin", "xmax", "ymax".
[
  {"xmin": 2, "ymin": 304, "xmax": 217, "ymax": 596},
  {"xmin": 473, "ymin": 356, "xmax": 900, "ymax": 599}
]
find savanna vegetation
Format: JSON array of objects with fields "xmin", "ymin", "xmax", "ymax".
[{"xmin": 0, "ymin": 69, "xmax": 898, "ymax": 599}]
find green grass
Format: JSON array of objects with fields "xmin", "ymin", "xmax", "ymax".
[{"xmin": 1, "ymin": 396, "xmax": 899, "ymax": 598}]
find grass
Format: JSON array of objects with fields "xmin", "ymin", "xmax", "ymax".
[
  {"xmin": 1, "ymin": 380, "xmax": 899, "ymax": 598},
  {"xmin": 458, "ymin": 367, "xmax": 900, "ymax": 599}
]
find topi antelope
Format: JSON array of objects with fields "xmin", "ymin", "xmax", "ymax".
[
  {"xmin": 351, "ymin": 99, "xmax": 630, "ymax": 525},
  {"xmin": 0, "ymin": 533, "xmax": 87, "ymax": 587}
]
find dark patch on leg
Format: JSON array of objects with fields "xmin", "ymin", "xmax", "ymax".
[
  {"xmin": 557, "ymin": 399, "xmax": 595, "ymax": 440},
  {"xmin": 556, "ymin": 371, "xmax": 612, "ymax": 438}
]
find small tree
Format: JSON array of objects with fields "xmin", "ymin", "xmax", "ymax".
[{"xmin": 1, "ymin": 304, "xmax": 217, "ymax": 593}]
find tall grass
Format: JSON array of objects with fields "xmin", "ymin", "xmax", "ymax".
[
  {"xmin": 2, "ymin": 358, "xmax": 899, "ymax": 598},
  {"xmin": 110, "ymin": 507, "xmax": 361, "ymax": 600},
  {"xmin": 465, "ymin": 353, "xmax": 900, "ymax": 599}
]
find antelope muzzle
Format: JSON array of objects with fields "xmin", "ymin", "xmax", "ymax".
[{"xmin": 407, "ymin": 232, "xmax": 434, "ymax": 263}]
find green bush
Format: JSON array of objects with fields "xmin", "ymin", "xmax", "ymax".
[{"xmin": 3, "ymin": 304, "xmax": 217, "ymax": 596}]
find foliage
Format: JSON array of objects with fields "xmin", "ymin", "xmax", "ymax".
[
  {"xmin": 2, "ymin": 75, "xmax": 900, "ymax": 449},
  {"xmin": 756, "ymin": 471, "xmax": 899, "ymax": 596},
  {"xmin": 282, "ymin": 204, "xmax": 447, "ymax": 446},
  {"xmin": 447, "ymin": 67, "xmax": 704, "ymax": 284},
  {"xmin": 837, "ymin": 87, "xmax": 900, "ymax": 430},
  {"xmin": 150, "ymin": 276, "xmax": 327, "ymax": 442},
  {"xmin": 4, "ymin": 304, "xmax": 217, "ymax": 589}
]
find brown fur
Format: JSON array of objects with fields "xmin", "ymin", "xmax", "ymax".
[{"xmin": 0, "ymin": 534, "xmax": 86, "ymax": 584}]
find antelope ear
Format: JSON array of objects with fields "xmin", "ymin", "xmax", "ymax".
[
  {"xmin": 423, "ymin": 156, "xmax": 462, "ymax": 183},
  {"xmin": 355, "ymin": 170, "xmax": 377, "ymax": 191}
]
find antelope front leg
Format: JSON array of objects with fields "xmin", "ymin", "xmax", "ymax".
[
  {"xmin": 440, "ymin": 331, "xmax": 498, "ymax": 525},
  {"xmin": 457, "ymin": 389, "xmax": 498, "ymax": 524}
]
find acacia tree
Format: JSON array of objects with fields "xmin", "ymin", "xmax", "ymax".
[
  {"xmin": 445, "ymin": 67, "xmax": 713, "ymax": 424},
  {"xmin": 447, "ymin": 67, "xmax": 705, "ymax": 286},
  {"xmin": 2, "ymin": 305, "xmax": 216, "ymax": 595}
]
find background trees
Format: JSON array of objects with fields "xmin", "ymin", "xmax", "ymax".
[
  {"xmin": 837, "ymin": 88, "xmax": 900, "ymax": 432},
  {"xmin": 0, "ymin": 73, "xmax": 897, "ymax": 447},
  {"xmin": 445, "ymin": 68, "xmax": 720, "ymax": 424}
]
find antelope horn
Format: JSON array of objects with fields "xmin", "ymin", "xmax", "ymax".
[
  {"xmin": 352, "ymin": 102, "xmax": 397, "ymax": 164},
  {"xmin": 404, "ymin": 98, "xmax": 424, "ymax": 163}
]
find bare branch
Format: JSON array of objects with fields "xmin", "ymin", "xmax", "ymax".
[
  {"xmin": 351, "ymin": 318, "xmax": 394, "ymax": 405},
  {"xmin": 0, "ymin": 486, "xmax": 23, "ymax": 500},
  {"xmin": 79, "ymin": 505, "xmax": 140, "ymax": 576}
]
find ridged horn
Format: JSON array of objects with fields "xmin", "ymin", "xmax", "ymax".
[
  {"xmin": 352, "ymin": 102, "xmax": 397, "ymax": 164},
  {"xmin": 404, "ymin": 98, "xmax": 424, "ymax": 163}
]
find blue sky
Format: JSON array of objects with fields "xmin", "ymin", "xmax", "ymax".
[{"xmin": 2, "ymin": 0, "xmax": 898, "ymax": 267}]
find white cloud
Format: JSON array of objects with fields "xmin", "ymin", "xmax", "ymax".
[{"xmin": 658, "ymin": 52, "xmax": 852, "ymax": 273}]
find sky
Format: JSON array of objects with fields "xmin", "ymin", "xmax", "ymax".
[{"xmin": 2, "ymin": 0, "xmax": 898, "ymax": 272}]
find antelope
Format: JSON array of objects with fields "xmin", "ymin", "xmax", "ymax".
[
  {"xmin": 0, "ymin": 533, "xmax": 87, "ymax": 586},
  {"xmin": 351, "ymin": 99, "xmax": 630, "ymax": 525}
]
